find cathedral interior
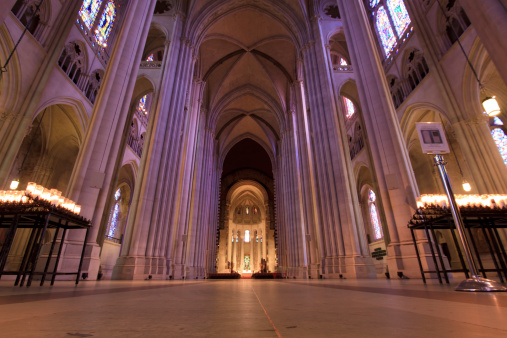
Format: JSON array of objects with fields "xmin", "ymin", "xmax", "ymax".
[{"xmin": 1, "ymin": 0, "xmax": 507, "ymax": 335}]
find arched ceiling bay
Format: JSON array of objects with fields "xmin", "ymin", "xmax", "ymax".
[{"xmin": 197, "ymin": 4, "xmax": 299, "ymax": 160}]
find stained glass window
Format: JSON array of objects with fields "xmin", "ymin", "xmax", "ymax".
[
  {"xmin": 344, "ymin": 97, "xmax": 355, "ymax": 119},
  {"xmin": 368, "ymin": 190, "xmax": 383, "ymax": 240},
  {"xmin": 95, "ymin": 1, "xmax": 116, "ymax": 44},
  {"xmin": 245, "ymin": 207, "xmax": 249, "ymax": 215},
  {"xmin": 376, "ymin": 6, "xmax": 397, "ymax": 56},
  {"xmin": 80, "ymin": 0, "xmax": 103, "ymax": 29},
  {"xmin": 244, "ymin": 256, "xmax": 250, "ymax": 270},
  {"xmin": 137, "ymin": 95, "xmax": 147, "ymax": 114},
  {"xmin": 491, "ymin": 128, "xmax": 507, "ymax": 166},
  {"xmin": 108, "ymin": 188, "xmax": 121, "ymax": 237},
  {"xmin": 339, "ymin": 58, "xmax": 348, "ymax": 66},
  {"xmin": 370, "ymin": 0, "xmax": 380, "ymax": 7},
  {"xmin": 493, "ymin": 117, "xmax": 504, "ymax": 126},
  {"xmin": 146, "ymin": 54, "xmax": 154, "ymax": 61},
  {"xmin": 245, "ymin": 230, "xmax": 250, "ymax": 242},
  {"xmin": 387, "ymin": 0, "xmax": 411, "ymax": 36}
]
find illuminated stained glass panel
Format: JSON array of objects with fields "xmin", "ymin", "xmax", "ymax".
[
  {"xmin": 493, "ymin": 117, "xmax": 504, "ymax": 126},
  {"xmin": 344, "ymin": 97, "xmax": 355, "ymax": 119},
  {"xmin": 370, "ymin": 0, "xmax": 380, "ymax": 7},
  {"xmin": 368, "ymin": 190, "xmax": 383, "ymax": 240},
  {"xmin": 146, "ymin": 54, "xmax": 154, "ymax": 61},
  {"xmin": 108, "ymin": 203, "xmax": 119, "ymax": 237},
  {"xmin": 376, "ymin": 6, "xmax": 397, "ymax": 56},
  {"xmin": 340, "ymin": 58, "xmax": 348, "ymax": 66},
  {"xmin": 95, "ymin": 1, "xmax": 116, "ymax": 44},
  {"xmin": 137, "ymin": 95, "xmax": 147, "ymax": 114},
  {"xmin": 245, "ymin": 230, "xmax": 250, "ymax": 242},
  {"xmin": 80, "ymin": 0, "xmax": 103, "ymax": 29},
  {"xmin": 387, "ymin": 0, "xmax": 411, "ymax": 36},
  {"xmin": 491, "ymin": 128, "xmax": 507, "ymax": 166},
  {"xmin": 107, "ymin": 188, "xmax": 121, "ymax": 237}
]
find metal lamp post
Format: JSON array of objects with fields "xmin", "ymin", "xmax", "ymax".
[{"xmin": 433, "ymin": 155, "xmax": 506, "ymax": 291}]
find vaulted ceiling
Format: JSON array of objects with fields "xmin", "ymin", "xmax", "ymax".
[{"xmin": 191, "ymin": 1, "xmax": 306, "ymax": 166}]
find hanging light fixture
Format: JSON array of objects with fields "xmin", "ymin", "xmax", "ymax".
[
  {"xmin": 437, "ymin": 1, "xmax": 503, "ymax": 118},
  {"xmin": 482, "ymin": 96, "xmax": 501, "ymax": 116},
  {"xmin": 462, "ymin": 180, "xmax": 472, "ymax": 192}
]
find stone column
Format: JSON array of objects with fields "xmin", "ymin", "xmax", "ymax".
[
  {"xmin": 61, "ymin": 0, "xmax": 156, "ymax": 279},
  {"xmin": 239, "ymin": 234, "xmax": 244, "ymax": 272},
  {"xmin": 298, "ymin": 14, "xmax": 374, "ymax": 278},
  {"xmin": 336, "ymin": 0, "xmax": 422, "ymax": 276},
  {"xmin": 460, "ymin": 0, "xmax": 507, "ymax": 85},
  {"xmin": 0, "ymin": 0, "xmax": 16, "ymax": 24},
  {"xmin": 232, "ymin": 232, "xmax": 236, "ymax": 271},
  {"xmin": 112, "ymin": 14, "xmax": 195, "ymax": 280},
  {"xmin": 227, "ymin": 229, "xmax": 232, "ymax": 271},
  {"xmin": 256, "ymin": 229, "xmax": 261, "ymax": 271}
]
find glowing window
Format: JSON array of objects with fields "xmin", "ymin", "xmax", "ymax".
[
  {"xmin": 146, "ymin": 54, "xmax": 154, "ymax": 62},
  {"xmin": 245, "ymin": 230, "xmax": 250, "ymax": 242},
  {"xmin": 344, "ymin": 97, "xmax": 356, "ymax": 119},
  {"xmin": 493, "ymin": 117, "xmax": 504, "ymax": 126},
  {"xmin": 387, "ymin": 0, "xmax": 411, "ymax": 36},
  {"xmin": 95, "ymin": 1, "xmax": 116, "ymax": 44},
  {"xmin": 376, "ymin": 6, "xmax": 397, "ymax": 57},
  {"xmin": 491, "ymin": 128, "xmax": 507, "ymax": 166},
  {"xmin": 244, "ymin": 256, "xmax": 250, "ymax": 270},
  {"xmin": 80, "ymin": 0, "xmax": 103, "ymax": 29},
  {"xmin": 368, "ymin": 190, "xmax": 384, "ymax": 240},
  {"xmin": 108, "ymin": 188, "xmax": 121, "ymax": 237},
  {"xmin": 137, "ymin": 95, "xmax": 147, "ymax": 114},
  {"xmin": 370, "ymin": 0, "xmax": 380, "ymax": 7},
  {"xmin": 245, "ymin": 207, "xmax": 249, "ymax": 215},
  {"xmin": 339, "ymin": 58, "xmax": 348, "ymax": 66},
  {"xmin": 136, "ymin": 93, "xmax": 152, "ymax": 116}
]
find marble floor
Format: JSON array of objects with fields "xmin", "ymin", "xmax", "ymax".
[{"xmin": 0, "ymin": 278, "xmax": 506, "ymax": 337}]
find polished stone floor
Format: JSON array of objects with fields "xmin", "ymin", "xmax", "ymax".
[{"xmin": 0, "ymin": 278, "xmax": 506, "ymax": 337}]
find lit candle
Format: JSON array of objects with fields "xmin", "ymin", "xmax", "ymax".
[{"xmin": 26, "ymin": 182, "xmax": 37, "ymax": 195}]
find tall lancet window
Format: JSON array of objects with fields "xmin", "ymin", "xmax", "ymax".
[
  {"xmin": 107, "ymin": 188, "xmax": 121, "ymax": 238},
  {"xmin": 245, "ymin": 230, "xmax": 250, "ymax": 242},
  {"xmin": 376, "ymin": 7, "xmax": 397, "ymax": 56},
  {"xmin": 387, "ymin": 0, "xmax": 411, "ymax": 36},
  {"xmin": 137, "ymin": 94, "xmax": 152, "ymax": 115},
  {"xmin": 80, "ymin": 0, "xmax": 103, "ymax": 29},
  {"xmin": 95, "ymin": 1, "xmax": 116, "ymax": 44},
  {"xmin": 343, "ymin": 97, "xmax": 356, "ymax": 119},
  {"xmin": 491, "ymin": 117, "xmax": 507, "ymax": 166},
  {"xmin": 370, "ymin": 0, "xmax": 412, "ymax": 58},
  {"xmin": 368, "ymin": 190, "xmax": 384, "ymax": 240}
]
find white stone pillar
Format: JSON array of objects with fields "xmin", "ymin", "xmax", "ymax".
[
  {"xmin": 297, "ymin": 14, "xmax": 373, "ymax": 278},
  {"xmin": 336, "ymin": 0, "xmax": 425, "ymax": 276},
  {"xmin": 240, "ymin": 235, "xmax": 244, "ymax": 272},
  {"xmin": 113, "ymin": 15, "xmax": 195, "ymax": 280},
  {"xmin": 226, "ymin": 228, "xmax": 231, "ymax": 272}
]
